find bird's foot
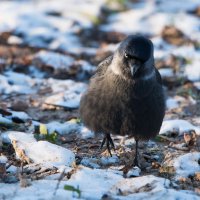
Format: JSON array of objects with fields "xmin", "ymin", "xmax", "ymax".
[
  {"xmin": 100, "ymin": 134, "xmax": 115, "ymax": 157},
  {"xmin": 133, "ymin": 156, "xmax": 139, "ymax": 167}
]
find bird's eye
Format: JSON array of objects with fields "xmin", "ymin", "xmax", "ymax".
[{"xmin": 125, "ymin": 53, "xmax": 129, "ymax": 58}]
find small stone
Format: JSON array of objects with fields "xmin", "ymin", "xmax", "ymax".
[
  {"xmin": 184, "ymin": 130, "xmax": 197, "ymax": 146},
  {"xmin": 152, "ymin": 162, "xmax": 161, "ymax": 169},
  {"xmin": 178, "ymin": 177, "xmax": 188, "ymax": 183},
  {"xmin": 19, "ymin": 174, "xmax": 31, "ymax": 188},
  {"xmin": 195, "ymin": 188, "xmax": 200, "ymax": 194},
  {"xmin": 3, "ymin": 175, "xmax": 18, "ymax": 183},
  {"xmin": 126, "ymin": 166, "xmax": 141, "ymax": 178},
  {"xmin": 11, "ymin": 100, "xmax": 29, "ymax": 111},
  {"xmin": 0, "ymin": 163, "xmax": 6, "ymax": 178}
]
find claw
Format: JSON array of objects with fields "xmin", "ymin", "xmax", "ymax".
[
  {"xmin": 107, "ymin": 134, "xmax": 115, "ymax": 150},
  {"xmin": 100, "ymin": 134, "xmax": 115, "ymax": 157}
]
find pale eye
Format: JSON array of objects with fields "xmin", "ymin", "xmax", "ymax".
[{"xmin": 125, "ymin": 52, "xmax": 129, "ymax": 58}]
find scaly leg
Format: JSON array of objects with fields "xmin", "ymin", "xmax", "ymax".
[
  {"xmin": 133, "ymin": 139, "xmax": 139, "ymax": 167},
  {"xmin": 100, "ymin": 133, "xmax": 115, "ymax": 157}
]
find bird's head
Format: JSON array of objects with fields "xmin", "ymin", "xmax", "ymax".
[{"xmin": 110, "ymin": 35, "xmax": 154, "ymax": 80}]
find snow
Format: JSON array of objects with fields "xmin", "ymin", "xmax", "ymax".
[
  {"xmin": 101, "ymin": 0, "xmax": 200, "ymax": 42},
  {"xmin": 0, "ymin": 0, "xmax": 105, "ymax": 50},
  {"xmin": 7, "ymin": 165, "xmax": 18, "ymax": 174},
  {"xmin": 0, "ymin": 0, "xmax": 200, "ymax": 199},
  {"xmin": 0, "ymin": 72, "xmax": 87, "ymax": 107},
  {"xmin": 34, "ymin": 50, "xmax": 75, "ymax": 69},
  {"xmin": 159, "ymin": 68, "xmax": 174, "ymax": 78},
  {"xmin": 75, "ymin": 60, "xmax": 96, "ymax": 73},
  {"xmin": 7, "ymin": 111, "xmax": 31, "ymax": 122},
  {"xmin": 0, "ymin": 170, "xmax": 199, "ymax": 200},
  {"xmin": 126, "ymin": 166, "xmax": 141, "ymax": 177},
  {"xmin": 0, "ymin": 115, "xmax": 12, "ymax": 125},
  {"xmin": 66, "ymin": 166, "xmax": 123, "ymax": 199},
  {"xmin": 110, "ymin": 189, "xmax": 199, "ymax": 200},
  {"xmin": 68, "ymin": 47, "xmax": 97, "ymax": 56},
  {"xmin": 155, "ymin": 0, "xmax": 200, "ymax": 12},
  {"xmin": 49, "ymin": 34, "xmax": 81, "ymax": 53},
  {"xmin": 101, "ymin": 3, "xmax": 157, "ymax": 35},
  {"xmin": 124, "ymin": 138, "xmax": 136, "ymax": 146},
  {"xmin": 110, "ymin": 175, "xmax": 169, "ymax": 194},
  {"xmin": 81, "ymin": 155, "xmax": 119, "ymax": 169},
  {"xmin": 108, "ymin": 175, "xmax": 200, "ymax": 200},
  {"xmin": 0, "ymin": 155, "xmax": 8, "ymax": 164},
  {"xmin": 81, "ymin": 157, "xmax": 100, "ymax": 169},
  {"xmin": 46, "ymin": 121, "xmax": 79, "ymax": 135},
  {"xmin": 174, "ymin": 152, "xmax": 200, "ymax": 178},
  {"xmin": 160, "ymin": 119, "xmax": 200, "ymax": 135},
  {"xmin": 166, "ymin": 96, "xmax": 196, "ymax": 111},
  {"xmin": 166, "ymin": 98, "xmax": 179, "ymax": 110},
  {"xmin": 1, "ymin": 131, "xmax": 75, "ymax": 167},
  {"xmin": 0, "ymin": 72, "xmax": 37, "ymax": 95},
  {"xmin": 27, "ymin": 141, "xmax": 75, "ymax": 167},
  {"xmin": 79, "ymin": 126, "xmax": 94, "ymax": 139},
  {"xmin": 47, "ymin": 78, "xmax": 87, "ymax": 93},
  {"xmin": 7, "ymin": 35, "xmax": 23, "ymax": 44},
  {"xmin": 194, "ymin": 82, "xmax": 200, "ymax": 90},
  {"xmin": 185, "ymin": 61, "xmax": 200, "ymax": 81},
  {"xmin": 0, "ymin": 179, "xmax": 71, "ymax": 200},
  {"xmin": 46, "ymin": 121, "xmax": 94, "ymax": 139},
  {"xmin": 100, "ymin": 155, "xmax": 119, "ymax": 165},
  {"xmin": 101, "ymin": 0, "xmax": 200, "ymax": 37},
  {"xmin": 44, "ymin": 79, "xmax": 87, "ymax": 109}
]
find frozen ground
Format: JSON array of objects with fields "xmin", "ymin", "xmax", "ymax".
[{"xmin": 0, "ymin": 0, "xmax": 200, "ymax": 199}]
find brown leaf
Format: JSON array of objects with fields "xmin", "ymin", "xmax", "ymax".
[
  {"xmin": 161, "ymin": 26, "xmax": 189, "ymax": 46},
  {"xmin": 11, "ymin": 100, "xmax": 29, "ymax": 111},
  {"xmin": 184, "ymin": 130, "xmax": 197, "ymax": 146}
]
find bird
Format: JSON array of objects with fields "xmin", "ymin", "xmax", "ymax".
[{"xmin": 79, "ymin": 35, "xmax": 165, "ymax": 167}]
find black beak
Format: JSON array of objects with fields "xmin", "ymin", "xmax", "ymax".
[{"xmin": 130, "ymin": 64, "xmax": 140, "ymax": 76}]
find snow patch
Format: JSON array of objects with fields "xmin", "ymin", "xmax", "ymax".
[
  {"xmin": 166, "ymin": 98, "xmax": 179, "ymax": 110},
  {"xmin": 44, "ymin": 79, "xmax": 87, "ymax": 109},
  {"xmin": 81, "ymin": 157, "xmax": 100, "ymax": 169},
  {"xmin": 34, "ymin": 50, "xmax": 75, "ymax": 69},
  {"xmin": 0, "ymin": 72, "xmax": 38, "ymax": 94},
  {"xmin": 1, "ymin": 131, "xmax": 75, "ymax": 167},
  {"xmin": 100, "ymin": 155, "xmax": 119, "ymax": 165},
  {"xmin": 66, "ymin": 166, "xmax": 123, "ymax": 199},
  {"xmin": 79, "ymin": 126, "xmax": 94, "ymax": 139},
  {"xmin": 46, "ymin": 121, "xmax": 79, "ymax": 135},
  {"xmin": 0, "ymin": 179, "xmax": 70, "ymax": 200},
  {"xmin": 0, "ymin": 115, "xmax": 12, "ymax": 125},
  {"xmin": 0, "ymin": 155, "xmax": 8, "ymax": 164},
  {"xmin": 194, "ymin": 82, "xmax": 200, "ymax": 90},
  {"xmin": 160, "ymin": 119, "xmax": 200, "ymax": 135},
  {"xmin": 185, "ymin": 61, "xmax": 200, "ymax": 81},
  {"xmin": 174, "ymin": 152, "xmax": 200, "ymax": 178},
  {"xmin": 159, "ymin": 68, "xmax": 174, "ymax": 78},
  {"xmin": 109, "ymin": 175, "xmax": 169, "ymax": 195},
  {"xmin": 126, "ymin": 166, "xmax": 141, "ymax": 178}
]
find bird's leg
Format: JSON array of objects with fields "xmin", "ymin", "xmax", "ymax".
[
  {"xmin": 133, "ymin": 139, "xmax": 139, "ymax": 167},
  {"xmin": 119, "ymin": 139, "xmax": 140, "ymax": 176},
  {"xmin": 107, "ymin": 134, "xmax": 115, "ymax": 150},
  {"xmin": 100, "ymin": 136, "xmax": 106, "ymax": 149},
  {"xmin": 100, "ymin": 133, "xmax": 115, "ymax": 157}
]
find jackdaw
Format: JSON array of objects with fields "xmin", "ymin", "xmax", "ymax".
[{"xmin": 80, "ymin": 35, "xmax": 165, "ymax": 166}]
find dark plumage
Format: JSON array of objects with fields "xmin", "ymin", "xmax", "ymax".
[{"xmin": 80, "ymin": 35, "xmax": 165, "ymax": 166}]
